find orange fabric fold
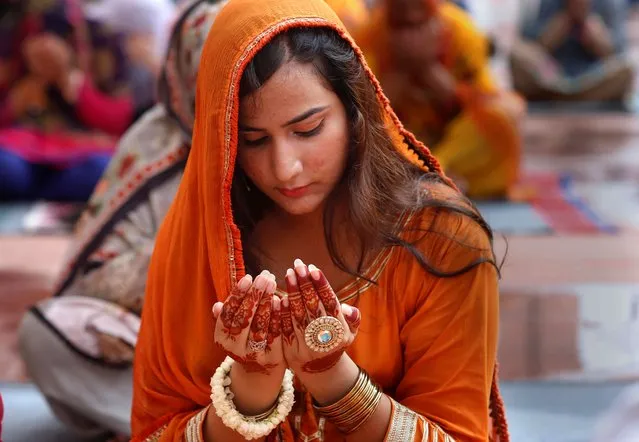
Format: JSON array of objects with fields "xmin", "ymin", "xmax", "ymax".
[{"xmin": 131, "ymin": 0, "xmax": 505, "ymax": 440}]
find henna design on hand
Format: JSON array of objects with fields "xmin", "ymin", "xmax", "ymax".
[
  {"xmin": 346, "ymin": 306, "xmax": 361, "ymax": 331},
  {"xmin": 225, "ymin": 349, "xmax": 278, "ymax": 375},
  {"xmin": 225, "ymin": 283, "xmax": 262, "ymax": 339},
  {"xmin": 281, "ymin": 296, "xmax": 295, "ymax": 345},
  {"xmin": 301, "ymin": 351, "xmax": 344, "ymax": 374},
  {"xmin": 295, "ymin": 262, "xmax": 323, "ymax": 320},
  {"xmin": 286, "ymin": 269, "xmax": 308, "ymax": 329},
  {"xmin": 267, "ymin": 297, "xmax": 282, "ymax": 348},
  {"xmin": 220, "ymin": 285, "xmax": 245, "ymax": 338},
  {"xmin": 300, "ymin": 277, "xmax": 322, "ymax": 320},
  {"xmin": 311, "ymin": 268, "xmax": 340, "ymax": 317},
  {"xmin": 249, "ymin": 292, "xmax": 272, "ymax": 346}
]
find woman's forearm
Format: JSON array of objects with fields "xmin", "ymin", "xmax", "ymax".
[
  {"xmin": 538, "ymin": 13, "xmax": 571, "ymax": 51},
  {"xmin": 296, "ymin": 354, "xmax": 392, "ymax": 441},
  {"xmin": 203, "ymin": 363, "xmax": 285, "ymax": 442},
  {"xmin": 582, "ymin": 17, "xmax": 615, "ymax": 58}
]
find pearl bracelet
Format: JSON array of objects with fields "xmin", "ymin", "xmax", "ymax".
[{"xmin": 210, "ymin": 356, "xmax": 295, "ymax": 440}]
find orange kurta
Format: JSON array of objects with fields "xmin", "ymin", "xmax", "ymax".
[
  {"xmin": 131, "ymin": 0, "xmax": 507, "ymax": 441},
  {"xmin": 356, "ymin": 1, "xmax": 525, "ymax": 199}
]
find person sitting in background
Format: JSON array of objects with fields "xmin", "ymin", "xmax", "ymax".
[
  {"xmin": 17, "ymin": 0, "xmax": 224, "ymax": 439},
  {"xmin": 510, "ymin": 0, "xmax": 634, "ymax": 103},
  {"xmin": 0, "ymin": 0, "xmax": 156, "ymax": 202},
  {"xmin": 82, "ymin": 0, "xmax": 176, "ymax": 77},
  {"xmin": 356, "ymin": 0, "xmax": 524, "ymax": 200},
  {"xmin": 325, "ymin": 0, "xmax": 370, "ymax": 33}
]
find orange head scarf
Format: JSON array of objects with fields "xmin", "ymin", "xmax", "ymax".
[{"xmin": 132, "ymin": 0, "xmax": 449, "ymax": 439}]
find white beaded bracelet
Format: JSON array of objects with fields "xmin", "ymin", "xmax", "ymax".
[{"xmin": 209, "ymin": 356, "xmax": 295, "ymax": 440}]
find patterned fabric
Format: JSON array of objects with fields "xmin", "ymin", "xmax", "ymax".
[
  {"xmin": 159, "ymin": 0, "xmax": 225, "ymax": 136},
  {"xmin": 31, "ymin": 0, "xmax": 224, "ymax": 365},
  {"xmin": 0, "ymin": 0, "xmax": 129, "ymax": 129}
]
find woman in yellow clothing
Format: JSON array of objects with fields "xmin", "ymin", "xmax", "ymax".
[
  {"xmin": 325, "ymin": 0, "xmax": 370, "ymax": 33},
  {"xmin": 356, "ymin": 0, "xmax": 525, "ymax": 199}
]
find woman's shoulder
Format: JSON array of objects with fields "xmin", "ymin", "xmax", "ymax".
[
  {"xmin": 439, "ymin": 1, "xmax": 487, "ymax": 49},
  {"xmin": 398, "ymin": 181, "xmax": 494, "ymax": 272}
]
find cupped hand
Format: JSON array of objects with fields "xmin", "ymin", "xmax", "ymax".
[
  {"xmin": 212, "ymin": 270, "xmax": 285, "ymax": 376},
  {"xmin": 281, "ymin": 259, "xmax": 361, "ymax": 374},
  {"xmin": 22, "ymin": 33, "xmax": 73, "ymax": 85},
  {"xmin": 567, "ymin": 0, "xmax": 591, "ymax": 24},
  {"xmin": 390, "ymin": 18, "xmax": 442, "ymax": 69}
]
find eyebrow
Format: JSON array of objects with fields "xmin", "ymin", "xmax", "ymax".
[{"xmin": 239, "ymin": 106, "xmax": 329, "ymax": 132}]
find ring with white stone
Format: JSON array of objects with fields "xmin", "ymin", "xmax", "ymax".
[
  {"xmin": 247, "ymin": 339, "xmax": 267, "ymax": 352},
  {"xmin": 304, "ymin": 316, "xmax": 345, "ymax": 353}
]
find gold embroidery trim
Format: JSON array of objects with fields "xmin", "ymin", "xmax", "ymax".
[
  {"xmin": 386, "ymin": 400, "xmax": 417, "ymax": 442},
  {"xmin": 185, "ymin": 406, "xmax": 211, "ymax": 442},
  {"xmin": 145, "ymin": 423, "xmax": 168, "ymax": 441}
]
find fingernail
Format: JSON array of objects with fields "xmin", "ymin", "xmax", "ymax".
[
  {"xmin": 254, "ymin": 276, "xmax": 268, "ymax": 291},
  {"xmin": 308, "ymin": 264, "xmax": 320, "ymax": 281},
  {"xmin": 273, "ymin": 296, "xmax": 281, "ymax": 311},
  {"xmin": 286, "ymin": 268, "xmax": 296, "ymax": 283},
  {"xmin": 281, "ymin": 295, "xmax": 289, "ymax": 308},
  {"xmin": 294, "ymin": 259, "xmax": 307, "ymax": 277},
  {"xmin": 238, "ymin": 275, "xmax": 251, "ymax": 291},
  {"xmin": 349, "ymin": 307, "xmax": 360, "ymax": 321},
  {"xmin": 342, "ymin": 304, "xmax": 353, "ymax": 316}
]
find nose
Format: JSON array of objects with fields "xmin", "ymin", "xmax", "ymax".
[{"xmin": 271, "ymin": 138, "xmax": 303, "ymax": 183}]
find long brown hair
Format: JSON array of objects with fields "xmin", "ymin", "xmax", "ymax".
[{"xmin": 233, "ymin": 27, "xmax": 498, "ymax": 279}]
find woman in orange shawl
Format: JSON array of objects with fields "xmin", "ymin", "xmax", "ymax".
[
  {"xmin": 131, "ymin": 0, "xmax": 508, "ymax": 441},
  {"xmin": 355, "ymin": 0, "xmax": 524, "ymax": 200}
]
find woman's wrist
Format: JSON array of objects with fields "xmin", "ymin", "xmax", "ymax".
[
  {"xmin": 296, "ymin": 353, "xmax": 360, "ymax": 406},
  {"xmin": 228, "ymin": 362, "xmax": 286, "ymax": 415},
  {"xmin": 58, "ymin": 69, "xmax": 85, "ymax": 104}
]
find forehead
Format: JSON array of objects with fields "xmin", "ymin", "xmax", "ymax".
[
  {"xmin": 239, "ymin": 61, "xmax": 334, "ymax": 123},
  {"xmin": 393, "ymin": 0, "xmax": 427, "ymax": 9}
]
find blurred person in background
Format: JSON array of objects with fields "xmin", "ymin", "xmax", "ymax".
[
  {"xmin": 356, "ymin": 0, "xmax": 524, "ymax": 200},
  {"xmin": 83, "ymin": 0, "xmax": 176, "ymax": 76},
  {"xmin": 325, "ymin": 0, "xmax": 371, "ymax": 33},
  {"xmin": 510, "ymin": 0, "xmax": 635, "ymax": 103},
  {"xmin": 17, "ymin": 0, "xmax": 223, "ymax": 439},
  {"xmin": 0, "ymin": 0, "xmax": 157, "ymax": 202}
]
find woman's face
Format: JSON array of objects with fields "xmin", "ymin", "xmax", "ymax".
[
  {"xmin": 388, "ymin": 0, "xmax": 430, "ymax": 28},
  {"xmin": 238, "ymin": 60, "xmax": 349, "ymax": 217}
]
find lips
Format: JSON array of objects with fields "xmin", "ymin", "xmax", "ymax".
[{"xmin": 277, "ymin": 184, "xmax": 311, "ymax": 198}]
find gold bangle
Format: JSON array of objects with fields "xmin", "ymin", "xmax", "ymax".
[
  {"xmin": 331, "ymin": 382, "xmax": 379, "ymax": 428},
  {"xmin": 314, "ymin": 369, "xmax": 383, "ymax": 434},
  {"xmin": 245, "ymin": 398, "xmax": 279, "ymax": 422},
  {"xmin": 315, "ymin": 370, "xmax": 368, "ymax": 416},
  {"xmin": 336, "ymin": 389, "xmax": 382, "ymax": 433}
]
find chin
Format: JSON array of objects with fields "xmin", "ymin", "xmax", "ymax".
[{"xmin": 272, "ymin": 194, "xmax": 325, "ymax": 217}]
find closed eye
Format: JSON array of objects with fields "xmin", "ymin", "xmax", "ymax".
[
  {"xmin": 295, "ymin": 120, "xmax": 325, "ymax": 138},
  {"xmin": 242, "ymin": 135, "xmax": 269, "ymax": 147}
]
